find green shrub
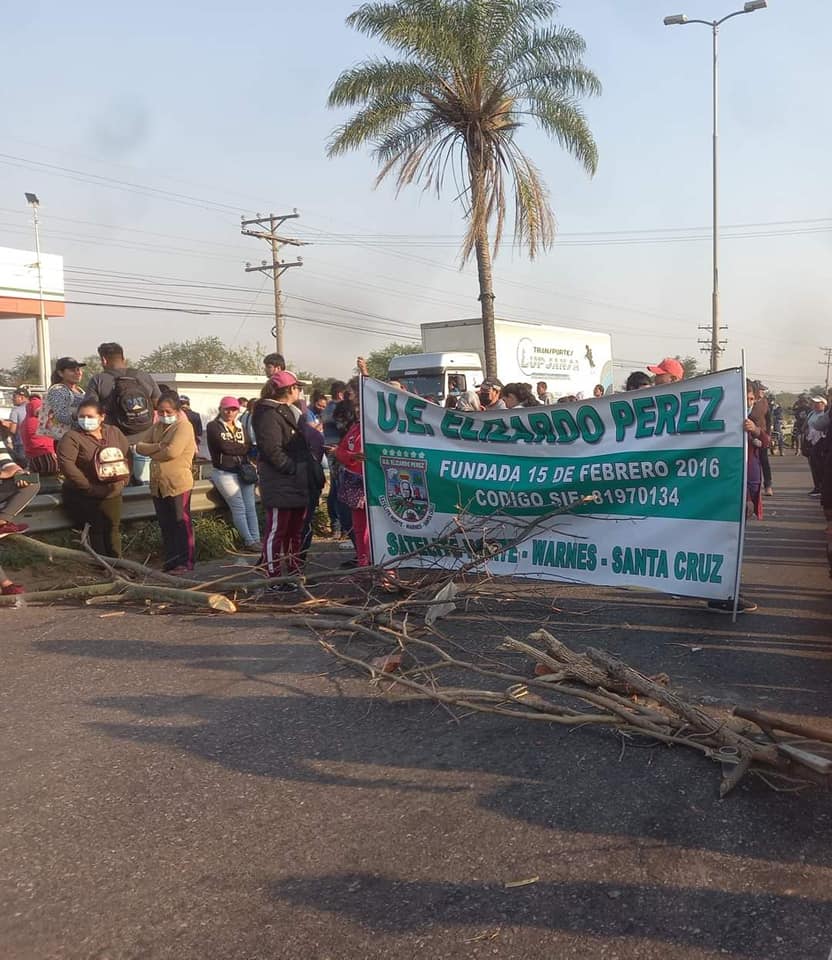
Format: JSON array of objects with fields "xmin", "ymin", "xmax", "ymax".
[
  {"xmin": 192, "ymin": 514, "xmax": 241, "ymax": 560},
  {"xmin": 311, "ymin": 498, "xmax": 330, "ymax": 536},
  {"xmin": 123, "ymin": 512, "xmax": 240, "ymax": 562}
]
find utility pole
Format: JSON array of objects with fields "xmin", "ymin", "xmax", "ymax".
[
  {"xmin": 820, "ymin": 346, "xmax": 832, "ymax": 391},
  {"xmin": 25, "ymin": 192, "xmax": 51, "ymax": 389},
  {"xmin": 241, "ymin": 211, "xmax": 307, "ymax": 357}
]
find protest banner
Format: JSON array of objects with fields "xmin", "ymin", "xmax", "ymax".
[{"xmin": 361, "ymin": 369, "xmax": 748, "ymax": 601}]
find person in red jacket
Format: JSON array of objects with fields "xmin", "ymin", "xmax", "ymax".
[
  {"xmin": 335, "ymin": 405, "xmax": 368, "ymax": 566},
  {"xmin": 21, "ymin": 397, "xmax": 58, "ymax": 474}
]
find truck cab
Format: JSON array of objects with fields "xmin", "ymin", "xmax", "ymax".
[{"xmin": 387, "ymin": 352, "xmax": 483, "ymax": 402}]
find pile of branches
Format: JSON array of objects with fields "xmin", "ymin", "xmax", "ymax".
[
  {"xmin": 5, "ymin": 510, "xmax": 832, "ymax": 796},
  {"xmin": 321, "ymin": 619, "xmax": 832, "ymax": 796}
]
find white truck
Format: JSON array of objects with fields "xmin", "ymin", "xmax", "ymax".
[{"xmin": 388, "ymin": 318, "xmax": 613, "ymax": 401}]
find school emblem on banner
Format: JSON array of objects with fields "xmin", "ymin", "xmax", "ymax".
[{"xmin": 379, "ymin": 452, "xmax": 435, "ymax": 529}]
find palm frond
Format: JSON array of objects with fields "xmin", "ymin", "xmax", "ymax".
[
  {"xmin": 327, "ymin": 58, "xmax": 437, "ymax": 108},
  {"xmin": 327, "ymin": 97, "xmax": 418, "ymax": 156},
  {"xmin": 521, "ymin": 95, "xmax": 598, "ymax": 175}
]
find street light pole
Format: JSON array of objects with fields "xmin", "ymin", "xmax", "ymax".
[
  {"xmin": 24, "ymin": 192, "xmax": 51, "ymax": 389},
  {"xmin": 711, "ymin": 22, "xmax": 720, "ymax": 376},
  {"xmin": 663, "ymin": 1, "xmax": 767, "ymax": 373}
]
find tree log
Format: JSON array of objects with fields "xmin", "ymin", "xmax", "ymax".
[
  {"xmin": 734, "ymin": 707, "xmax": 832, "ymax": 746},
  {"xmin": 585, "ymin": 647, "xmax": 779, "ymax": 765},
  {"xmin": 0, "ymin": 582, "xmax": 121, "ymax": 606},
  {"xmin": 14, "ymin": 535, "xmax": 201, "ymax": 587}
]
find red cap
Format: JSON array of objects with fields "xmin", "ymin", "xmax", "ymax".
[
  {"xmin": 219, "ymin": 396, "xmax": 240, "ymax": 410},
  {"xmin": 270, "ymin": 371, "xmax": 299, "ymax": 389},
  {"xmin": 647, "ymin": 358, "xmax": 685, "ymax": 380}
]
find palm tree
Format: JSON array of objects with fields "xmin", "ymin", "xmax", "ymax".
[{"xmin": 327, "ymin": 0, "xmax": 601, "ymax": 379}]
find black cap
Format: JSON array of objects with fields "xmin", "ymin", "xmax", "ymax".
[
  {"xmin": 55, "ymin": 357, "xmax": 86, "ymax": 371},
  {"xmin": 477, "ymin": 378, "xmax": 503, "ymax": 390},
  {"xmin": 179, "ymin": 395, "xmax": 190, "ymax": 403},
  {"xmin": 13, "ymin": 385, "xmax": 30, "ymax": 397}
]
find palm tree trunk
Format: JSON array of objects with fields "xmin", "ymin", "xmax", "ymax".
[
  {"xmin": 474, "ymin": 228, "xmax": 498, "ymax": 381},
  {"xmin": 469, "ymin": 166, "xmax": 498, "ymax": 381}
]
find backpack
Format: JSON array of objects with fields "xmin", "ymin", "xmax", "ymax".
[
  {"xmin": 94, "ymin": 445, "xmax": 130, "ymax": 483},
  {"xmin": 111, "ymin": 371, "xmax": 153, "ymax": 435}
]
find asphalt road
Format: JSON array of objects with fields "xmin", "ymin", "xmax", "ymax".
[{"xmin": 1, "ymin": 456, "xmax": 830, "ymax": 960}]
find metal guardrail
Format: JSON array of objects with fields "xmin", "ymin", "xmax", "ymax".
[{"xmin": 17, "ymin": 479, "xmax": 227, "ymax": 534}]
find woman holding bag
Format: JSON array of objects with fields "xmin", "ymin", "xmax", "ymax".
[
  {"xmin": 134, "ymin": 394, "xmax": 195, "ymax": 573},
  {"xmin": 206, "ymin": 396, "xmax": 260, "ymax": 551},
  {"xmin": 57, "ymin": 400, "xmax": 129, "ymax": 557},
  {"xmin": 39, "ymin": 357, "xmax": 86, "ymax": 441}
]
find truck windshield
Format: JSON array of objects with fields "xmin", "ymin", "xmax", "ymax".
[{"xmin": 394, "ymin": 374, "xmax": 444, "ymax": 402}]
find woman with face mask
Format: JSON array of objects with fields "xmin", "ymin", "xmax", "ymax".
[
  {"xmin": 133, "ymin": 394, "xmax": 196, "ymax": 573},
  {"xmin": 206, "ymin": 396, "xmax": 260, "ymax": 551},
  {"xmin": 56, "ymin": 400, "xmax": 129, "ymax": 557}
]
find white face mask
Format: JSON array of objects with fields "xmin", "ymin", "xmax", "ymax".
[
  {"xmin": 160, "ymin": 414, "xmax": 177, "ymax": 425},
  {"xmin": 78, "ymin": 416, "xmax": 100, "ymax": 432}
]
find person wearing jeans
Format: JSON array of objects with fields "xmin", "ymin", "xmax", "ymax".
[{"xmin": 206, "ymin": 397, "xmax": 260, "ymax": 550}]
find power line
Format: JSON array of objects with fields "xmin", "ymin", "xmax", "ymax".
[
  {"xmin": 62, "ymin": 298, "xmax": 420, "ymax": 340},
  {"xmin": 0, "ymin": 154, "xmax": 242, "ymax": 215}
]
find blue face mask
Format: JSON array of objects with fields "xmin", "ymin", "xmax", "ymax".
[
  {"xmin": 160, "ymin": 414, "xmax": 177, "ymax": 425},
  {"xmin": 78, "ymin": 416, "xmax": 100, "ymax": 432}
]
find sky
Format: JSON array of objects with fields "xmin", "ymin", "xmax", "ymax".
[{"xmin": 1, "ymin": 0, "xmax": 830, "ymax": 393}]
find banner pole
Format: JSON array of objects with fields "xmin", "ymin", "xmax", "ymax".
[
  {"xmin": 732, "ymin": 352, "xmax": 749, "ymax": 623},
  {"xmin": 359, "ymin": 374, "xmax": 373, "ymax": 566}
]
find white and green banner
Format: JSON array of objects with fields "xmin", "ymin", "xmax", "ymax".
[{"xmin": 361, "ymin": 369, "xmax": 747, "ymax": 600}]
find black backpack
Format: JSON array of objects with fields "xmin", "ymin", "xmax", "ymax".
[{"xmin": 111, "ymin": 370, "xmax": 153, "ymax": 435}]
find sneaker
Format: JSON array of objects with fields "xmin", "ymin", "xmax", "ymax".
[
  {"xmin": 1, "ymin": 582, "xmax": 25, "ymax": 596},
  {"xmin": 337, "ymin": 540, "xmax": 354, "ymax": 551},
  {"xmin": 809, "ymin": 491, "xmax": 822, "ymax": 498},
  {"xmin": 242, "ymin": 541, "xmax": 262, "ymax": 554},
  {"xmin": 0, "ymin": 520, "xmax": 29, "ymax": 537},
  {"xmin": 707, "ymin": 597, "xmax": 758, "ymax": 614}
]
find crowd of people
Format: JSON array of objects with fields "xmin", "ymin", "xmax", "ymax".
[
  {"xmin": 0, "ymin": 344, "xmax": 375, "ymax": 597},
  {"xmin": 2, "ymin": 343, "xmax": 830, "ymax": 597}
]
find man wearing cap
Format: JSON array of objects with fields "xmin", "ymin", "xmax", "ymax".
[
  {"xmin": 478, "ymin": 379, "xmax": 506, "ymax": 410},
  {"xmin": 1, "ymin": 387, "xmax": 30, "ymax": 465},
  {"xmin": 179, "ymin": 395, "xmax": 203, "ymax": 444},
  {"xmin": 647, "ymin": 357, "xmax": 685, "ymax": 385},
  {"xmin": 806, "ymin": 395, "xmax": 828, "ymax": 497}
]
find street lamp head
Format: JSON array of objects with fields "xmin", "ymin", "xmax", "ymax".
[
  {"xmin": 24, "ymin": 192, "xmax": 40, "ymax": 206},
  {"xmin": 663, "ymin": 14, "xmax": 688, "ymax": 25},
  {"xmin": 744, "ymin": 0, "xmax": 767, "ymax": 11}
]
